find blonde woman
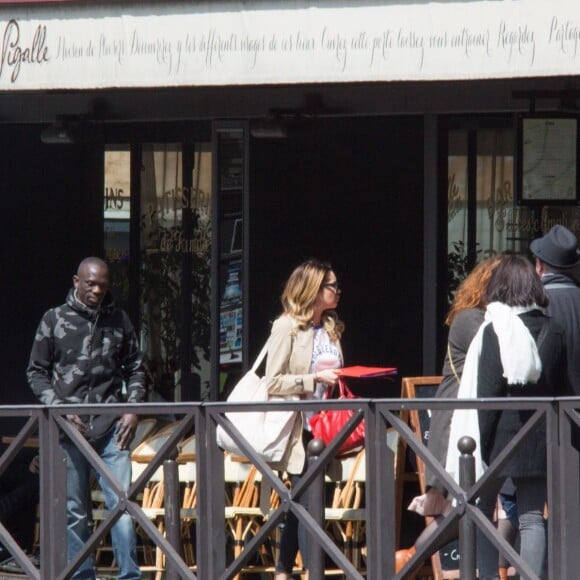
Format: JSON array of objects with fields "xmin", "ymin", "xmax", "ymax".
[{"xmin": 266, "ymin": 259, "xmax": 344, "ymax": 580}]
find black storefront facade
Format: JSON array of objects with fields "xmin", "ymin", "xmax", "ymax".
[{"xmin": 1, "ymin": 0, "xmax": 580, "ymax": 414}]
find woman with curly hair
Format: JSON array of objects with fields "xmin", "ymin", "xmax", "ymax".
[
  {"xmin": 266, "ymin": 258, "xmax": 344, "ymax": 579},
  {"xmin": 396, "ymin": 255, "xmax": 503, "ymax": 571},
  {"xmin": 427, "ymin": 254, "xmax": 505, "ymax": 493}
]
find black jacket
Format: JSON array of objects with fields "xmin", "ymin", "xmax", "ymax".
[
  {"xmin": 27, "ymin": 289, "xmax": 146, "ymax": 439},
  {"xmin": 542, "ymin": 273, "xmax": 580, "ymax": 395},
  {"xmin": 477, "ymin": 310, "xmax": 570, "ymax": 478}
]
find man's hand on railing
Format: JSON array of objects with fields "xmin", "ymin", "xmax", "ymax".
[{"xmin": 66, "ymin": 414, "xmax": 89, "ymax": 435}]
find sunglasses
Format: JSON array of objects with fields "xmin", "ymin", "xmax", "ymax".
[{"xmin": 322, "ymin": 281, "xmax": 341, "ymax": 292}]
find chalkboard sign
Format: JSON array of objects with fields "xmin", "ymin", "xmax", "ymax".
[
  {"xmin": 401, "ymin": 376, "xmax": 460, "ymax": 580},
  {"xmin": 418, "ymin": 384, "xmax": 436, "ymax": 446}
]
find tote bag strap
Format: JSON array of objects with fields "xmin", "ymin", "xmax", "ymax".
[
  {"xmin": 251, "ymin": 340, "xmax": 270, "ymax": 373},
  {"xmin": 447, "ymin": 343, "xmax": 461, "ymax": 384},
  {"xmin": 251, "ymin": 326, "xmax": 296, "ymax": 374},
  {"xmin": 337, "ymin": 377, "xmax": 356, "ymax": 399}
]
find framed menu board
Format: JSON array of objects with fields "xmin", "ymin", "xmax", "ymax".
[{"xmin": 517, "ymin": 114, "xmax": 579, "ymax": 205}]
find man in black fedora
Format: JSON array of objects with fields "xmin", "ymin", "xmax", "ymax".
[
  {"xmin": 532, "ymin": 224, "xmax": 580, "ymax": 571},
  {"xmin": 531, "ymin": 224, "xmax": 580, "ymax": 394}
]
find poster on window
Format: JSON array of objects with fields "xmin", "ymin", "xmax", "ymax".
[
  {"xmin": 220, "ymin": 260, "xmax": 243, "ymax": 364},
  {"xmin": 519, "ymin": 116, "xmax": 578, "ymax": 204}
]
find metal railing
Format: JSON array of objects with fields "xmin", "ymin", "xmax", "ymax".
[{"xmin": 0, "ymin": 396, "xmax": 579, "ymax": 579}]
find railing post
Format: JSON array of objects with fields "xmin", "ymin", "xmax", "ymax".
[
  {"xmin": 551, "ymin": 400, "xmax": 569, "ymax": 580},
  {"xmin": 365, "ymin": 403, "xmax": 392, "ymax": 580},
  {"xmin": 164, "ymin": 458, "xmax": 182, "ymax": 579},
  {"xmin": 306, "ymin": 437, "xmax": 325, "ymax": 578},
  {"xmin": 458, "ymin": 435, "xmax": 477, "ymax": 580},
  {"xmin": 197, "ymin": 407, "xmax": 226, "ymax": 579},
  {"xmin": 42, "ymin": 408, "xmax": 67, "ymax": 580}
]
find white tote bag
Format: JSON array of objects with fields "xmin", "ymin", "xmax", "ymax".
[{"xmin": 216, "ymin": 341, "xmax": 297, "ymax": 462}]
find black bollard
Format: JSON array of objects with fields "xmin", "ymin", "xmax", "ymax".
[
  {"xmin": 163, "ymin": 458, "xmax": 182, "ymax": 579},
  {"xmin": 307, "ymin": 437, "xmax": 325, "ymax": 579},
  {"xmin": 458, "ymin": 435, "xmax": 477, "ymax": 580},
  {"xmin": 276, "ymin": 521, "xmax": 285, "ymax": 566}
]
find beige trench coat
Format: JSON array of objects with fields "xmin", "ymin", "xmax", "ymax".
[{"xmin": 265, "ymin": 314, "xmax": 343, "ymax": 474}]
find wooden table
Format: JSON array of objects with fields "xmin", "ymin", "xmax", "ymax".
[{"xmin": 1, "ymin": 436, "xmax": 39, "ymax": 448}]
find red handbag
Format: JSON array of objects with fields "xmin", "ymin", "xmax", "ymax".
[{"xmin": 309, "ymin": 378, "xmax": 365, "ymax": 454}]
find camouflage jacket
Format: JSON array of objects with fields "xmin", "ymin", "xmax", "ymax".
[{"xmin": 27, "ymin": 288, "xmax": 146, "ymax": 439}]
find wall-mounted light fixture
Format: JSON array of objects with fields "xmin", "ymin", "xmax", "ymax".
[
  {"xmin": 250, "ymin": 118, "xmax": 288, "ymax": 139},
  {"xmin": 40, "ymin": 119, "xmax": 77, "ymax": 144}
]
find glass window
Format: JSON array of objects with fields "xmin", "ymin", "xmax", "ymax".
[
  {"xmin": 104, "ymin": 147, "xmax": 131, "ymax": 309},
  {"xmin": 447, "ymin": 130, "xmax": 469, "ymax": 299},
  {"xmin": 447, "ymin": 126, "xmax": 536, "ymax": 300},
  {"xmin": 103, "ymin": 142, "xmax": 212, "ymax": 402},
  {"xmin": 140, "ymin": 143, "xmax": 212, "ymax": 402},
  {"xmin": 476, "ymin": 129, "xmax": 517, "ymax": 255}
]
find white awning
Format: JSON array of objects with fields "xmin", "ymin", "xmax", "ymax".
[{"xmin": 1, "ymin": 0, "xmax": 579, "ymax": 91}]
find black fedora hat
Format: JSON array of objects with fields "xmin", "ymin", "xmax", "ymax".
[{"xmin": 530, "ymin": 225, "xmax": 580, "ymax": 268}]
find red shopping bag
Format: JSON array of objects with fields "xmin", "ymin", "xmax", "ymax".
[{"xmin": 309, "ymin": 378, "xmax": 365, "ymax": 454}]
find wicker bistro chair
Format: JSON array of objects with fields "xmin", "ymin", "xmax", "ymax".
[
  {"xmin": 133, "ymin": 431, "xmax": 274, "ymax": 578},
  {"xmin": 130, "ymin": 423, "xmax": 177, "ymax": 574},
  {"xmin": 223, "ymin": 453, "xmax": 280, "ymax": 577},
  {"xmin": 323, "ymin": 429, "xmax": 399, "ymax": 574},
  {"xmin": 176, "ymin": 435, "xmax": 197, "ymax": 568},
  {"xmin": 324, "ymin": 448, "xmax": 367, "ymax": 572},
  {"xmin": 129, "ymin": 421, "xmax": 194, "ymax": 577},
  {"xmin": 144, "ymin": 435, "xmax": 197, "ymax": 575},
  {"xmin": 130, "ymin": 418, "xmax": 159, "ymax": 452}
]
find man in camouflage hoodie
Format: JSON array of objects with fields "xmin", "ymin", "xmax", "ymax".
[{"xmin": 27, "ymin": 257, "xmax": 145, "ymax": 579}]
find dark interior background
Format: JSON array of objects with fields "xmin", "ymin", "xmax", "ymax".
[
  {"xmin": 0, "ymin": 125, "xmax": 103, "ymax": 432},
  {"xmin": 248, "ymin": 116, "xmax": 425, "ymax": 397},
  {"xmin": 0, "ymin": 116, "xmax": 425, "ymax": 434}
]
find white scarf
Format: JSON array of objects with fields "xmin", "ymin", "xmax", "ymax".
[{"xmin": 445, "ymin": 302, "xmax": 543, "ymax": 485}]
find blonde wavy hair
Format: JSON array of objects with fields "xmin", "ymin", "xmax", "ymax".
[
  {"xmin": 445, "ymin": 255, "xmax": 503, "ymax": 326},
  {"xmin": 281, "ymin": 259, "xmax": 344, "ymax": 340}
]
